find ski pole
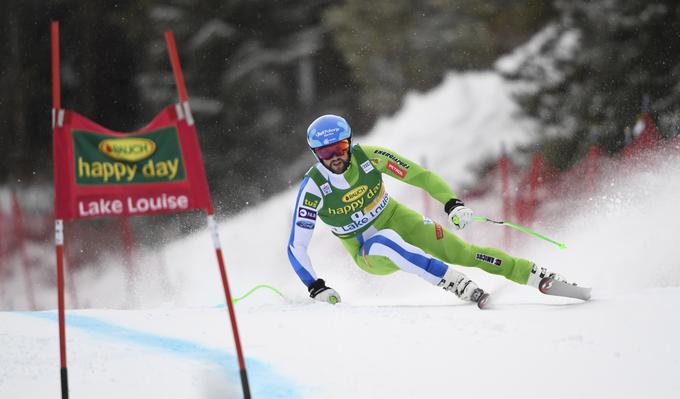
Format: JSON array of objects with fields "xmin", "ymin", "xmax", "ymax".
[
  {"xmin": 232, "ymin": 284, "xmax": 285, "ymax": 304},
  {"xmin": 473, "ymin": 215, "xmax": 567, "ymax": 249}
]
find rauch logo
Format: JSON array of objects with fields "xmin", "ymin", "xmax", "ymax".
[
  {"xmin": 99, "ymin": 138, "xmax": 157, "ymax": 162},
  {"xmin": 342, "ymin": 185, "xmax": 368, "ymax": 203}
]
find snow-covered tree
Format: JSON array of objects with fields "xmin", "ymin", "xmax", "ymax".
[{"xmin": 505, "ymin": 0, "xmax": 680, "ymax": 167}]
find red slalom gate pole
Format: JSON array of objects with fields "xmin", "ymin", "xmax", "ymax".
[
  {"xmin": 165, "ymin": 30, "xmax": 251, "ymax": 398},
  {"xmin": 56, "ymin": 221, "xmax": 68, "ymax": 398},
  {"xmin": 207, "ymin": 212, "xmax": 251, "ymax": 398},
  {"xmin": 164, "ymin": 31, "xmax": 188, "ymax": 103},
  {"xmin": 51, "ymin": 20, "xmax": 69, "ymax": 399},
  {"xmin": 52, "ymin": 23, "xmax": 61, "ymax": 110}
]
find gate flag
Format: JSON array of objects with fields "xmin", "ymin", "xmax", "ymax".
[
  {"xmin": 51, "ymin": 23, "xmax": 251, "ymax": 399},
  {"xmin": 53, "ymin": 103, "xmax": 212, "ymax": 220}
]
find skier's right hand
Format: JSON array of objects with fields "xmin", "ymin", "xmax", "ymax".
[
  {"xmin": 309, "ymin": 279, "xmax": 341, "ymax": 304},
  {"xmin": 445, "ymin": 198, "xmax": 473, "ymax": 230}
]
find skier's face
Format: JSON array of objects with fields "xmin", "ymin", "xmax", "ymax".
[
  {"xmin": 322, "ymin": 152, "xmax": 350, "ymax": 174},
  {"xmin": 315, "ymin": 140, "xmax": 351, "ymax": 174}
]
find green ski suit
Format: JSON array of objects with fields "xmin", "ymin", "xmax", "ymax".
[{"xmin": 287, "ymin": 144, "xmax": 534, "ymax": 289}]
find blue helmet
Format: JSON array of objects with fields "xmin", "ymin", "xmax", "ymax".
[{"xmin": 306, "ymin": 114, "xmax": 352, "ymax": 149}]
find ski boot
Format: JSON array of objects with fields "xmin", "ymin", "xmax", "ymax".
[
  {"xmin": 527, "ymin": 265, "xmax": 591, "ymax": 301},
  {"xmin": 439, "ymin": 268, "xmax": 490, "ymax": 309},
  {"xmin": 527, "ymin": 265, "xmax": 566, "ymax": 288}
]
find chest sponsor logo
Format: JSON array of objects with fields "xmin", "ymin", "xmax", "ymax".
[
  {"xmin": 330, "ymin": 192, "xmax": 390, "ymax": 235},
  {"xmin": 320, "ymin": 182, "xmax": 332, "ymax": 195},
  {"xmin": 351, "ymin": 210, "xmax": 364, "ymax": 221},
  {"xmin": 296, "ymin": 220, "xmax": 315, "ymax": 229},
  {"xmin": 327, "ymin": 181, "xmax": 382, "ymax": 215},
  {"xmin": 303, "ymin": 192, "xmax": 321, "ymax": 209},
  {"xmin": 360, "ymin": 160, "xmax": 374, "ymax": 173},
  {"xmin": 298, "ymin": 207, "xmax": 317, "ymax": 220},
  {"xmin": 387, "ymin": 161, "xmax": 407, "ymax": 178},
  {"xmin": 364, "ymin": 185, "xmax": 385, "ymax": 213},
  {"xmin": 342, "ymin": 185, "xmax": 368, "ymax": 203},
  {"xmin": 476, "ymin": 253, "xmax": 502, "ymax": 266}
]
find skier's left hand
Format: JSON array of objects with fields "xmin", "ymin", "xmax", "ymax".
[
  {"xmin": 308, "ymin": 279, "xmax": 341, "ymax": 304},
  {"xmin": 445, "ymin": 198, "xmax": 473, "ymax": 230}
]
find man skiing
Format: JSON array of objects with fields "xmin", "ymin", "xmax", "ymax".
[{"xmin": 287, "ymin": 114, "xmax": 580, "ymax": 308}]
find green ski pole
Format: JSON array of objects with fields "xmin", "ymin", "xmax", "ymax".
[{"xmin": 473, "ymin": 215, "xmax": 567, "ymax": 250}]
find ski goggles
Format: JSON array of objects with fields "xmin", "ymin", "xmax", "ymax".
[{"xmin": 313, "ymin": 139, "xmax": 350, "ymax": 160}]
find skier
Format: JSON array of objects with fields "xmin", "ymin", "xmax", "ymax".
[{"xmin": 287, "ymin": 114, "xmax": 578, "ymax": 308}]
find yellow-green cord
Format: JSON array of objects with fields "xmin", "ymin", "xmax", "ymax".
[{"xmin": 232, "ymin": 284, "xmax": 285, "ymax": 304}]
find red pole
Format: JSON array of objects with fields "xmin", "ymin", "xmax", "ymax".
[
  {"xmin": 164, "ymin": 31, "xmax": 189, "ymax": 103},
  {"xmin": 51, "ymin": 20, "xmax": 69, "ymax": 399},
  {"xmin": 56, "ymin": 221, "xmax": 68, "ymax": 399},
  {"xmin": 53, "ymin": 139, "xmax": 69, "ymax": 394},
  {"xmin": 52, "ymin": 22, "xmax": 61, "ymax": 110},
  {"xmin": 209, "ymin": 213, "xmax": 251, "ymax": 399},
  {"xmin": 165, "ymin": 30, "xmax": 251, "ymax": 398}
]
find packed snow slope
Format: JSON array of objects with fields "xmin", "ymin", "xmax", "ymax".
[{"xmin": 2, "ymin": 71, "xmax": 680, "ymax": 399}]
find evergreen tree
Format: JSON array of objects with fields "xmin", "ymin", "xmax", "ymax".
[
  {"xmin": 325, "ymin": 0, "xmax": 554, "ymax": 117},
  {"xmin": 505, "ymin": 0, "xmax": 680, "ymax": 168},
  {"xmin": 140, "ymin": 0, "xmax": 355, "ymax": 211},
  {"xmin": 0, "ymin": 0, "xmax": 153, "ymax": 182}
]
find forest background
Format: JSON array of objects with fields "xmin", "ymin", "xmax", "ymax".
[{"xmin": 1, "ymin": 0, "xmax": 678, "ymax": 239}]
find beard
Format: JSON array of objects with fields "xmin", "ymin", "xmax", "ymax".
[{"xmin": 326, "ymin": 157, "xmax": 350, "ymax": 174}]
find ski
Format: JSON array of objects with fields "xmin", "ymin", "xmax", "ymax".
[{"xmin": 538, "ymin": 277, "xmax": 591, "ymax": 301}]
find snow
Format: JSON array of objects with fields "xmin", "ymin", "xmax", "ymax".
[{"xmin": 2, "ymin": 71, "xmax": 680, "ymax": 398}]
